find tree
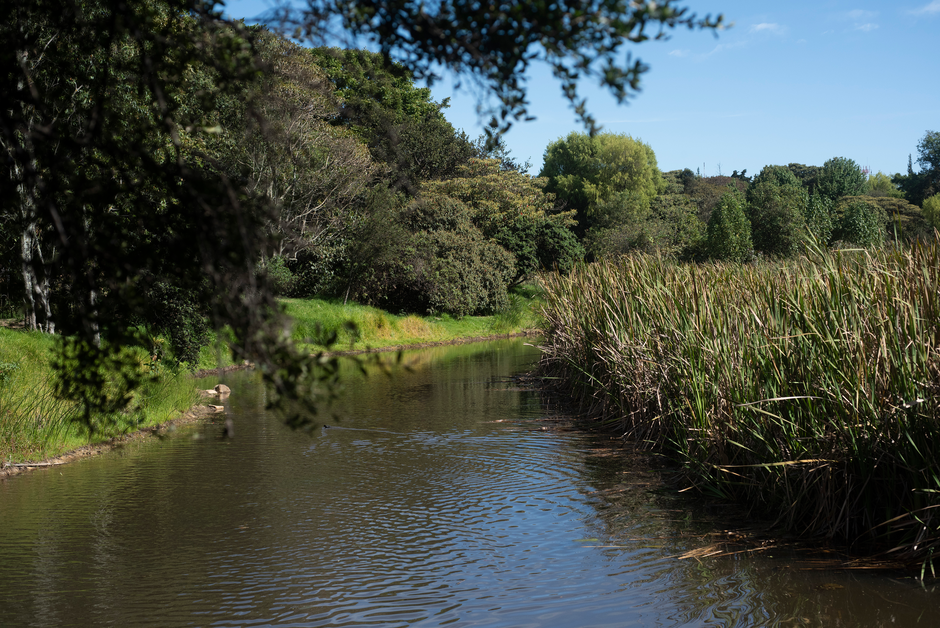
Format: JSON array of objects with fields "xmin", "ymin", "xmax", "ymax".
[
  {"xmin": 865, "ymin": 171, "xmax": 904, "ymax": 198},
  {"xmin": 540, "ymin": 132, "xmax": 663, "ymax": 240},
  {"xmin": 705, "ymin": 188, "xmax": 752, "ymax": 262},
  {"xmin": 241, "ymin": 31, "xmax": 381, "ymax": 259},
  {"xmin": 746, "ymin": 166, "xmax": 808, "ymax": 257},
  {"xmin": 815, "ymin": 157, "xmax": 866, "ymax": 203},
  {"xmin": 1, "ymin": 0, "xmax": 725, "ymax": 431},
  {"xmin": 0, "ymin": 0, "xmax": 355, "ymax": 430},
  {"xmin": 893, "ymin": 133, "xmax": 940, "ymax": 207},
  {"xmin": 308, "ymin": 47, "xmax": 474, "ymax": 191},
  {"xmin": 421, "ymin": 159, "xmax": 582, "ymax": 283},
  {"xmin": 914, "ymin": 131, "xmax": 940, "ymax": 203},
  {"xmin": 684, "ymin": 175, "xmax": 747, "ymax": 223},
  {"xmin": 786, "ymin": 163, "xmax": 822, "ymax": 195},
  {"xmin": 918, "ymin": 194, "xmax": 940, "ymax": 231},
  {"xmin": 917, "ymin": 131, "xmax": 940, "ymax": 174}
]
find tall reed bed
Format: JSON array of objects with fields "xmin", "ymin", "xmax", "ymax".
[
  {"xmin": 0, "ymin": 329, "xmax": 200, "ymax": 464},
  {"xmin": 540, "ymin": 238, "xmax": 940, "ymax": 566}
]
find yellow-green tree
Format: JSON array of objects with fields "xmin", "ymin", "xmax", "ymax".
[{"xmin": 540, "ymin": 132, "xmax": 663, "ymax": 239}]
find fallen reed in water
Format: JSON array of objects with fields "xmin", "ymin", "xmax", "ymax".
[{"xmin": 539, "ymin": 237, "xmax": 940, "ymax": 569}]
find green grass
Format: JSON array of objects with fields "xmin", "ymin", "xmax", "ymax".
[
  {"xmin": 282, "ymin": 285, "xmax": 543, "ymax": 352},
  {"xmin": 0, "ymin": 329, "xmax": 200, "ymax": 464},
  {"xmin": 539, "ymin": 238, "xmax": 940, "ymax": 569}
]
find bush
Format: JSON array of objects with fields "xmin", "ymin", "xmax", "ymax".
[
  {"xmin": 834, "ymin": 197, "xmax": 887, "ymax": 247},
  {"xmin": 924, "ymin": 194, "xmax": 940, "ymax": 230},
  {"xmin": 494, "ymin": 214, "xmax": 584, "ymax": 281},
  {"xmin": 803, "ymin": 193, "xmax": 834, "ymax": 245},
  {"xmin": 261, "ymin": 256, "xmax": 296, "ymax": 296},
  {"xmin": 869, "ymin": 196, "xmax": 932, "ymax": 243},
  {"xmin": 705, "ymin": 188, "xmax": 752, "ymax": 262},
  {"xmin": 746, "ymin": 166, "xmax": 808, "ymax": 257},
  {"xmin": 353, "ymin": 196, "xmax": 517, "ymax": 316}
]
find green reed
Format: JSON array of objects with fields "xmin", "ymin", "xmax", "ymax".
[{"xmin": 539, "ymin": 237, "xmax": 940, "ymax": 566}]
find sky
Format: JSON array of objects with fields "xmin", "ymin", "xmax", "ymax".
[{"xmin": 222, "ymin": 0, "xmax": 940, "ymax": 178}]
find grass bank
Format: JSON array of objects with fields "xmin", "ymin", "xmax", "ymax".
[
  {"xmin": 283, "ymin": 284, "xmax": 543, "ymax": 353},
  {"xmin": 0, "ymin": 329, "xmax": 201, "ymax": 466},
  {"xmin": 1, "ymin": 285, "xmax": 544, "ymax": 466},
  {"xmin": 539, "ymin": 239, "xmax": 940, "ymax": 570}
]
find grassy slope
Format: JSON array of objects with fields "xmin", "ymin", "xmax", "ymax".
[
  {"xmin": 282, "ymin": 286, "xmax": 543, "ymax": 353},
  {"xmin": 0, "ymin": 328, "xmax": 201, "ymax": 464}
]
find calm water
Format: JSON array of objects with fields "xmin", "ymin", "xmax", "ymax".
[{"xmin": 1, "ymin": 339, "xmax": 937, "ymax": 627}]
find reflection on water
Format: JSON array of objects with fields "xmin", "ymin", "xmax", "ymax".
[{"xmin": 0, "ymin": 339, "xmax": 937, "ymax": 627}]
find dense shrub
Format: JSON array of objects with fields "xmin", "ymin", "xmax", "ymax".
[
  {"xmin": 705, "ymin": 188, "xmax": 752, "ymax": 262},
  {"xmin": 261, "ymin": 256, "xmax": 296, "ymax": 297},
  {"xmin": 833, "ymin": 197, "xmax": 887, "ymax": 247},
  {"xmin": 416, "ymin": 230, "xmax": 516, "ymax": 316},
  {"xmin": 493, "ymin": 214, "xmax": 584, "ymax": 281},
  {"xmin": 746, "ymin": 166, "xmax": 808, "ymax": 257},
  {"xmin": 352, "ymin": 195, "xmax": 516, "ymax": 316},
  {"xmin": 865, "ymin": 196, "xmax": 933, "ymax": 243},
  {"xmin": 803, "ymin": 193, "xmax": 834, "ymax": 245}
]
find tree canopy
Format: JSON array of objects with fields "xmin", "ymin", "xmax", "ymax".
[
  {"xmin": 746, "ymin": 166, "xmax": 808, "ymax": 258},
  {"xmin": 540, "ymin": 132, "xmax": 663, "ymax": 233},
  {"xmin": 815, "ymin": 157, "xmax": 867, "ymax": 204}
]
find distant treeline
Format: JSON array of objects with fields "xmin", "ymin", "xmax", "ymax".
[{"xmin": 536, "ymin": 131, "xmax": 940, "ymax": 263}]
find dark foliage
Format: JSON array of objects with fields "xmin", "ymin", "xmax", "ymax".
[
  {"xmin": 746, "ymin": 166, "xmax": 808, "ymax": 258},
  {"xmin": 308, "ymin": 47, "xmax": 475, "ymax": 191},
  {"xmin": 353, "ymin": 196, "xmax": 516, "ymax": 316}
]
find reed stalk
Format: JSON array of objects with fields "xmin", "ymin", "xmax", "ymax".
[{"xmin": 539, "ymin": 236, "xmax": 940, "ymax": 566}]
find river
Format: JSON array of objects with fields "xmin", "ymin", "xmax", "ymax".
[{"xmin": 0, "ymin": 339, "xmax": 937, "ymax": 627}]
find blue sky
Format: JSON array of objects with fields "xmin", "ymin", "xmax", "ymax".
[{"xmin": 222, "ymin": 0, "xmax": 939, "ymax": 178}]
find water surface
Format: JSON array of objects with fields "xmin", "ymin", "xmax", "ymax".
[{"xmin": 1, "ymin": 339, "xmax": 937, "ymax": 626}]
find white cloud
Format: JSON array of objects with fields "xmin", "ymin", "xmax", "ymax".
[
  {"xmin": 749, "ymin": 22, "xmax": 784, "ymax": 34},
  {"xmin": 845, "ymin": 9, "xmax": 877, "ymax": 20},
  {"xmin": 668, "ymin": 49, "xmax": 690, "ymax": 58},
  {"xmin": 855, "ymin": 23, "xmax": 879, "ymax": 32},
  {"xmin": 704, "ymin": 40, "xmax": 749, "ymax": 56},
  {"xmin": 911, "ymin": 0, "xmax": 940, "ymax": 13}
]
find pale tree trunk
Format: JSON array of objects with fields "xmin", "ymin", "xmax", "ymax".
[
  {"xmin": 20, "ymin": 226, "xmax": 38, "ymax": 331},
  {"xmin": 6, "ymin": 46, "xmax": 57, "ymax": 334}
]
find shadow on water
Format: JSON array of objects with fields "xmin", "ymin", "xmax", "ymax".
[{"xmin": 0, "ymin": 338, "xmax": 938, "ymax": 627}]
